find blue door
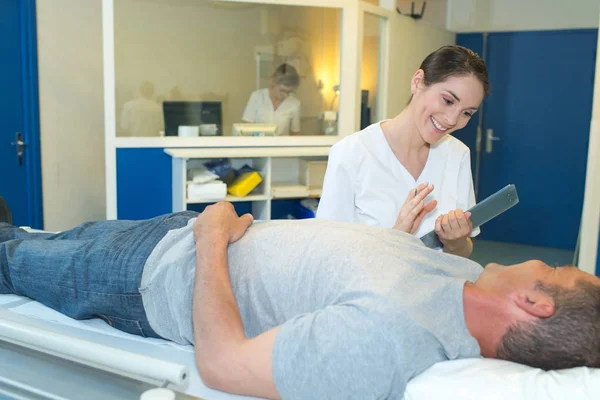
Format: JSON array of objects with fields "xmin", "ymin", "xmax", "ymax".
[
  {"xmin": 0, "ymin": 0, "xmax": 42, "ymax": 228},
  {"xmin": 458, "ymin": 30, "xmax": 597, "ymax": 250}
]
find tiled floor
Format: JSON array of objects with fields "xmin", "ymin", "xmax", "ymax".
[{"xmin": 470, "ymin": 239, "xmax": 575, "ymax": 268}]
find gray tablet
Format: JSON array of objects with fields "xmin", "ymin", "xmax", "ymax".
[{"xmin": 419, "ymin": 184, "xmax": 519, "ymax": 249}]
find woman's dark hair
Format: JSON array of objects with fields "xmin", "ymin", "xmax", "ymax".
[{"xmin": 409, "ymin": 45, "xmax": 489, "ymax": 102}]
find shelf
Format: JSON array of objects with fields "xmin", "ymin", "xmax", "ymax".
[
  {"xmin": 187, "ymin": 194, "xmax": 271, "ymax": 204},
  {"xmin": 165, "ymin": 147, "xmax": 331, "ymax": 159},
  {"xmin": 171, "ymin": 150, "xmax": 328, "ymax": 219},
  {"xmin": 117, "ymin": 136, "xmax": 339, "ymax": 149},
  {"xmin": 271, "ymin": 184, "xmax": 322, "ymax": 199},
  {"xmin": 308, "ymin": 189, "xmax": 322, "ymax": 198}
]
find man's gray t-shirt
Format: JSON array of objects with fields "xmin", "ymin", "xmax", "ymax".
[{"xmin": 140, "ymin": 218, "xmax": 483, "ymax": 399}]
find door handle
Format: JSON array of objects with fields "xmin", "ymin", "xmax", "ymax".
[
  {"xmin": 485, "ymin": 128, "xmax": 500, "ymax": 153},
  {"xmin": 11, "ymin": 132, "xmax": 26, "ymax": 166}
]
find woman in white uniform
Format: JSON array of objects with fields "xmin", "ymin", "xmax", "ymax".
[
  {"xmin": 317, "ymin": 45, "xmax": 489, "ymax": 258},
  {"xmin": 242, "ymin": 63, "xmax": 301, "ymax": 136}
]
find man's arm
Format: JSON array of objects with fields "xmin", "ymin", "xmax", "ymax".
[{"xmin": 192, "ymin": 202, "xmax": 281, "ymax": 399}]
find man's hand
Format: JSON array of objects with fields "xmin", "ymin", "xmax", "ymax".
[
  {"xmin": 193, "ymin": 202, "xmax": 254, "ymax": 244},
  {"xmin": 435, "ymin": 209, "xmax": 473, "ymax": 257},
  {"xmin": 393, "ymin": 182, "xmax": 437, "ymax": 234}
]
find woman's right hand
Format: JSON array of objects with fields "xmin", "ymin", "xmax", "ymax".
[{"xmin": 393, "ymin": 182, "xmax": 437, "ymax": 234}]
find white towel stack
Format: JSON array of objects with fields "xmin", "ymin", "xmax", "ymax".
[
  {"xmin": 187, "ymin": 181, "xmax": 227, "ymax": 201},
  {"xmin": 189, "ymin": 168, "xmax": 219, "ymax": 184},
  {"xmin": 187, "ymin": 167, "xmax": 227, "ymax": 201}
]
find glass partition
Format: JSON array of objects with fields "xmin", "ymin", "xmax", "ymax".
[
  {"xmin": 114, "ymin": 0, "xmax": 342, "ymax": 137},
  {"xmin": 360, "ymin": 11, "xmax": 386, "ymax": 129}
]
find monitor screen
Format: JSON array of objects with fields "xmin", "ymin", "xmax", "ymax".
[{"xmin": 163, "ymin": 101, "xmax": 223, "ymax": 136}]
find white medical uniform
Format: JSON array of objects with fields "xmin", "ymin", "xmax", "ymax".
[
  {"xmin": 242, "ymin": 88, "xmax": 301, "ymax": 136},
  {"xmin": 317, "ymin": 121, "xmax": 480, "ymax": 240}
]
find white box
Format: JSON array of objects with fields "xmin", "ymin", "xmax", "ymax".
[{"xmin": 299, "ymin": 159, "xmax": 327, "ymax": 190}]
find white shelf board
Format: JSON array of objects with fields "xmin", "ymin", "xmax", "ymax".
[
  {"xmin": 116, "ymin": 136, "xmax": 339, "ymax": 149},
  {"xmin": 272, "ymin": 193, "xmax": 322, "ymax": 199},
  {"xmin": 165, "ymin": 147, "xmax": 331, "ymax": 159},
  {"xmin": 271, "ymin": 184, "xmax": 322, "ymax": 199},
  {"xmin": 187, "ymin": 194, "xmax": 271, "ymax": 204},
  {"xmin": 308, "ymin": 189, "xmax": 322, "ymax": 198},
  {"xmin": 272, "ymin": 184, "xmax": 309, "ymax": 199}
]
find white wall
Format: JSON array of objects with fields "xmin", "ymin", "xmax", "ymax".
[
  {"xmin": 386, "ymin": 13, "xmax": 456, "ymax": 117},
  {"xmin": 448, "ymin": 0, "xmax": 600, "ymax": 32},
  {"xmin": 397, "ymin": 0, "xmax": 447, "ymax": 30},
  {"xmin": 376, "ymin": 0, "xmax": 448, "ymax": 30},
  {"xmin": 36, "ymin": 0, "xmax": 107, "ymax": 230}
]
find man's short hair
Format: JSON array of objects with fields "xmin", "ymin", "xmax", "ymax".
[{"xmin": 497, "ymin": 279, "xmax": 600, "ymax": 370}]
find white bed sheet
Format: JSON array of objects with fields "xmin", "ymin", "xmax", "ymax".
[
  {"xmin": 1, "ymin": 294, "xmax": 599, "ymax": 400},
  {"xmin": 0, "ymin": 295, "xmax": 259, "ymax": 400}
]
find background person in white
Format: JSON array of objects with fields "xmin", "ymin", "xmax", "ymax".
[
  {"xmin": 120, "ymin": 81, "xmax": 163, "ymax": 137},
  {"xmin": 317, "ymin": 46, "xmax": 490, "ymax": 258},
  {"xmin": 242, "ymin": 63, "xmax": 301, "ymax": 136}
]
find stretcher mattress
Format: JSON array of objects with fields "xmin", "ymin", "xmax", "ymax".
[{"xmin": 1, "ymin": 294, "xmax": 599, "ymax": 400}]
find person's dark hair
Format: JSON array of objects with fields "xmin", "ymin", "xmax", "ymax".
[
  {"xmin": 408, "ymin": 45, "xmax": 490, "ymax": 103},
  {"xmin": 497, "ymin": 279, "xmax": 600, "ymax": 370},
  {"xmin": 273, "ymin": 63, "xmax": 300, "ymax": 88}
]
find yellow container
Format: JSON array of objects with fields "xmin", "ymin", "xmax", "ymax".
[{"xmin": 227, "ymin": 171, "xmax": 263, "ymax": 197}]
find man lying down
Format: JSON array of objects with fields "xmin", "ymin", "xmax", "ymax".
[{"xmin": 1, "ymin": 201, "xmax": 599, "ymax": 399}]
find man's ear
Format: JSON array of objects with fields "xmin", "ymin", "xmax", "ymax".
[
  {"xmin": 514, "ymin": 291, "xmax": 555, "ymax": 318},
  {"xmin": 411, "ymin": 69, "xmax": 425, "ymax": 95}
]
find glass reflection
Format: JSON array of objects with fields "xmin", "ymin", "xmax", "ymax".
[
  {"xmin": 361, "ymin": 13, "xmax": 383, "ymax": 130},
  {"xmin": 120, "ymin": 81, "xmax": 163, "ymax": 137}
]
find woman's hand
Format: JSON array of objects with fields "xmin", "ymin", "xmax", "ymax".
[
  {"xmin": 435, "ymin": 209, "xmax": 473, "ymax": 257},
  {"xmin": 393, "ymin": 182, "xmax": 437, "ymax": 234}
]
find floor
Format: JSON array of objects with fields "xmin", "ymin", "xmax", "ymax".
[{"xmin": 470, "ymin": 239, "xmax": 575, "ymax": 268}]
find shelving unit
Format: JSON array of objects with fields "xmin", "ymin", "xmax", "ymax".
[{"xmin": 165, "ymin": 147, "xmax": 330, "ymax": 220}]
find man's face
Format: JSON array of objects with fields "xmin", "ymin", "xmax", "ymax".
[{"xmin": 475, "ymin": 260, "xmax": 598, "ymax": 294}]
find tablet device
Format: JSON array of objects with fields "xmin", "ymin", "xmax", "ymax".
[{"xmin": 419, "ymin": 184, "xmax": 519, "ymax": 249}]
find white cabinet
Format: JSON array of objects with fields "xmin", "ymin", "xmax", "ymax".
[{"xmin": 165, "ymin": 147, "xmax": 330, "ymax": 220}]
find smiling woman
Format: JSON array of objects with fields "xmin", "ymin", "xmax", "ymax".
[{"xmin": 317, "ymin": 45, "xmax": 490, "ymax": 258}]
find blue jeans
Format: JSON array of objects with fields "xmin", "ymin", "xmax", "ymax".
[{"xmin": 0, "ymin": 211, "xmax": 198, "ymax": 338}]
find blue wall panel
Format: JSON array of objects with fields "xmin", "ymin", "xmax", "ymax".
[
  {"xmin": 116, "ymin": 148, "xmax": 172, "ymax": 220},
  {"xmin": 458, "ymin": 30, "xmax": 597, "ymax": 250},
  {"xmin": 452, "ymin": 33, "xmax": 484, "ymax": 176}
]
